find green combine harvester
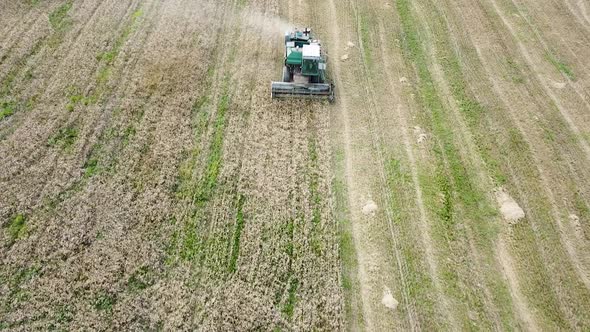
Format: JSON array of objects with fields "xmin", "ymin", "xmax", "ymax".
[{"xmin": 271, "ymin": 28, "xmax": 335, "ymax": 103}]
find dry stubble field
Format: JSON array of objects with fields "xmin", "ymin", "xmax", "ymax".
[{"xmin": 1, "ymin": 0, "xmax": 589, "ymax": 330}]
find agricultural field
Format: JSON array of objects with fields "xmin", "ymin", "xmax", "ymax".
[{"xmin": 1, "ymin": 0, "xmax": 589, "ymax": 330}]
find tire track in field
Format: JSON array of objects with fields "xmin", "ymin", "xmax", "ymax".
[
  {"xmin": 486, "ymin": 0, "xmax": 590, "ymax": 160},
  {"xmin": 167, "ymin": 0, "xmax": 341, "ymax": 328},
  {"xmin": 509, "ymin": 0, "xmax": 590, "ymax": 107},
  {"xmin": 410, "ymin": 1, "xmax": 510, "ymax": 328},
  {"xmin": 444, "ymin": 0, "xmax": 590, "ymax": 326},
  {"xmin": 290, "ymin": 0, "xmax": 383, "ymax": 329},
  {"xmin": 162, "ymin": 0, "xmax": 238, "ymax": 288},
  {"xmin": 564, "ymin": 0, "xmax": 590, "ymax": 33},
  {"xmin": 323, "ymin": 0, "xmax": 420, "ymax": 328},
  {"xmin": 446, "ymin": 6, "xmax": 552, "ymax": 327},
  {"xmin": 472, "ymin": 0, "xmax": 590, "ymax": 291},
  {"xmin": 350, "ymin": 1, "xmax": 420, "ymax": 327},
  {"xmin": 302, "ymin": 0, "xmax": 344, "ymax": 326},
  {"xmin": 446, "ymin": 11, "xmax": 547, "ymax": 329},
  {"xmin": 373, "ymin": 12, "xmax": 460, "ymax": 330},
  {"xmin": 496, "ymin": 236, "xmax": 540, "ymax": 331},
  {"xmin": 164, "ymin": 0, "xmax": 314, "ymax": 326},
  {"xmin": 280, "ymin": 1, "xmax": 342, "ymax": 328},
  {"xmin": 320, "ymin": 1, "xmax": 374, "ymax": 327},
  {"xmin": 577, "ymin": 0, "xmax": 590, "ymax": 26},
  {"xmin": 139, "ymin": 1, "xmax": 236, "ymax": 328}
]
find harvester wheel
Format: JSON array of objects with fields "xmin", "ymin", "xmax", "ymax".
[
  {"xmin": 282, "ymin": 66, "xmax": 290, "ymax": 82},
  {"xmin": 329, "ymin": 85, "xmax": 336, "ymax": 104}
]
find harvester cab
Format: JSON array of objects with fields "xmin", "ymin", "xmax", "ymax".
[{"xmin": 271, "ymin": 28, "xmax": 335, "ymax": 103}]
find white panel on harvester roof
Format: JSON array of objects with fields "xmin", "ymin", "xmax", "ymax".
[{"xmin": 302, "ymin": 44, "xmax": 321, "ymax": 58}]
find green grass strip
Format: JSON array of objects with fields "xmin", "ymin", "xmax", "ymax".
[
  {"xmin": 546, "ymin": 53, "xmax": 575, "ymax": 80},
  {"xmin": 49, "ymin": 0, "xmax": 73, "ymax": 32},
  {"xmin": 395, "ymin": 0, "xmax": 512, "ymax": 328}
]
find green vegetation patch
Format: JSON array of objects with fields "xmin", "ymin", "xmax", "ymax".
[
  {"xmin": 3, "ymin": 265, "xmax": 41, "ymax": 314},
  {"xmin": 173, "ymin": 95, "xmax": 225, "ymax": 259},
  {"xmin": 359, "ymin": 12, "xmax": 374, "ymax": 69},
  {"xmin": 49, "ymin": 0, "xmax": 73, "ymax": 32},
  {"xmin": 66, "ymin": 87, "xmax": 96, "ymax": 112},
  {"xmin": 196, "ymin": 81, "xmax": 230, "ymax": 203},
  {"xmin": 1, "ymin": 72, "xmax": 17, "ymax": 96},
  {"xmin": 331, "ymin": 146, "xmax": 365, "ymax": 329},
  {"xmin": 95, "ymin": 7, "xmax": 144, "ymax": 85},
  {"xmin": 83, "ymin": 157, "xmax": 99, "ymax": 178},
  {"xmin": 127, "ymin": 266, "xmax": 155, "ymax": 292},
  {"xmin": 546, "ymin": 53, "xmax": 575, "ymax": 80},
  {"xmin": 6, "ymin": 214, "xmax": 28, "ymax": 241},
  {"xmin": 282, "ymin": 277, "xmax": 299, "ymax": 318},
  {"xmin": 48, "ymin": 124, "xmax": 78, "ymax": 150},
  {"xmin": 54, "ymin": 304, "xmax": 75, "ymax": 324},
  {"xmin": 93, "ymin": 292, "xmax": 116, "ymax": 312},
  {"xmin": 0, "ymin": 101, "xmax": 15, "ymax": 120}
]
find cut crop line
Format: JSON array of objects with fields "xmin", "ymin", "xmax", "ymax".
[
  {"xmin": 563, "ymin": 0, "xmax": 590, "ymax": 31},
  {"xmin": 486, "ymin": 0, "xmax": 590, "ymax": 289},
  {"xmin": 440, "ymin": 2, "xmax": 551, "ymax": 329},
  {"xmin": 350, "ymin": 0, "xmax": 419, "ymax": 328},
  {"xmin": 497, "ymin": 238, "xmax": 540, "ymax": 331},
  {"xmin": 375, "ymin": 18, "xmax": 459, "ymax": 330},
  {"xmin": 0, "ymin": 0, "xmax": 106, "ymax": 131},
  {"xmin": 471, "ymin": 45, "xmax": 590, "ymax": 291},
  {"xmin": 487, "ymin": 0, "xmax": 590, "ymax": 160},
  {"xmin": 324, "ymin": 0, "xmax": 374, "ymax": 329},
  {"xmin": 511, "ymin": 0, "xmax": 590, "ymax": 103},
  {"xmin": 466, "ymin": 35, "xmax": 581, "ymax": 324},
  {"xmin": 413, "ymin": 0, "xmax": 509, "ymax": 327},
  {"xmin": 12, "ymin": 1, "xmax": 154, "ymax": 207}
]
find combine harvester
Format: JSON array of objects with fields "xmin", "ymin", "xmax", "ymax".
[{"xmin": 271, "ymin": 28, "xmax": 335, "ymax": 103}]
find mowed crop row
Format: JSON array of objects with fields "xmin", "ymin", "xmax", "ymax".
[
  {"xmin": 1, "ymin": 0, "xmax": 589, "ymax": 330},
  {"xmin": 315, "ymin": 0, "xmax": 590, "ymax": 330}
]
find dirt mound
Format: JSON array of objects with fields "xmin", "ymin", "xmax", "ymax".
[
  {"xmin": 381, "ymin": 287, "xmax": 398, "ymax": 310},
  {"xmin": 362, "ymin": 199, "xmax": 378, "ymax": 216},
  {"xmin": 495, "ymin": 188, "xmax": 525, "ymax": 224}
]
